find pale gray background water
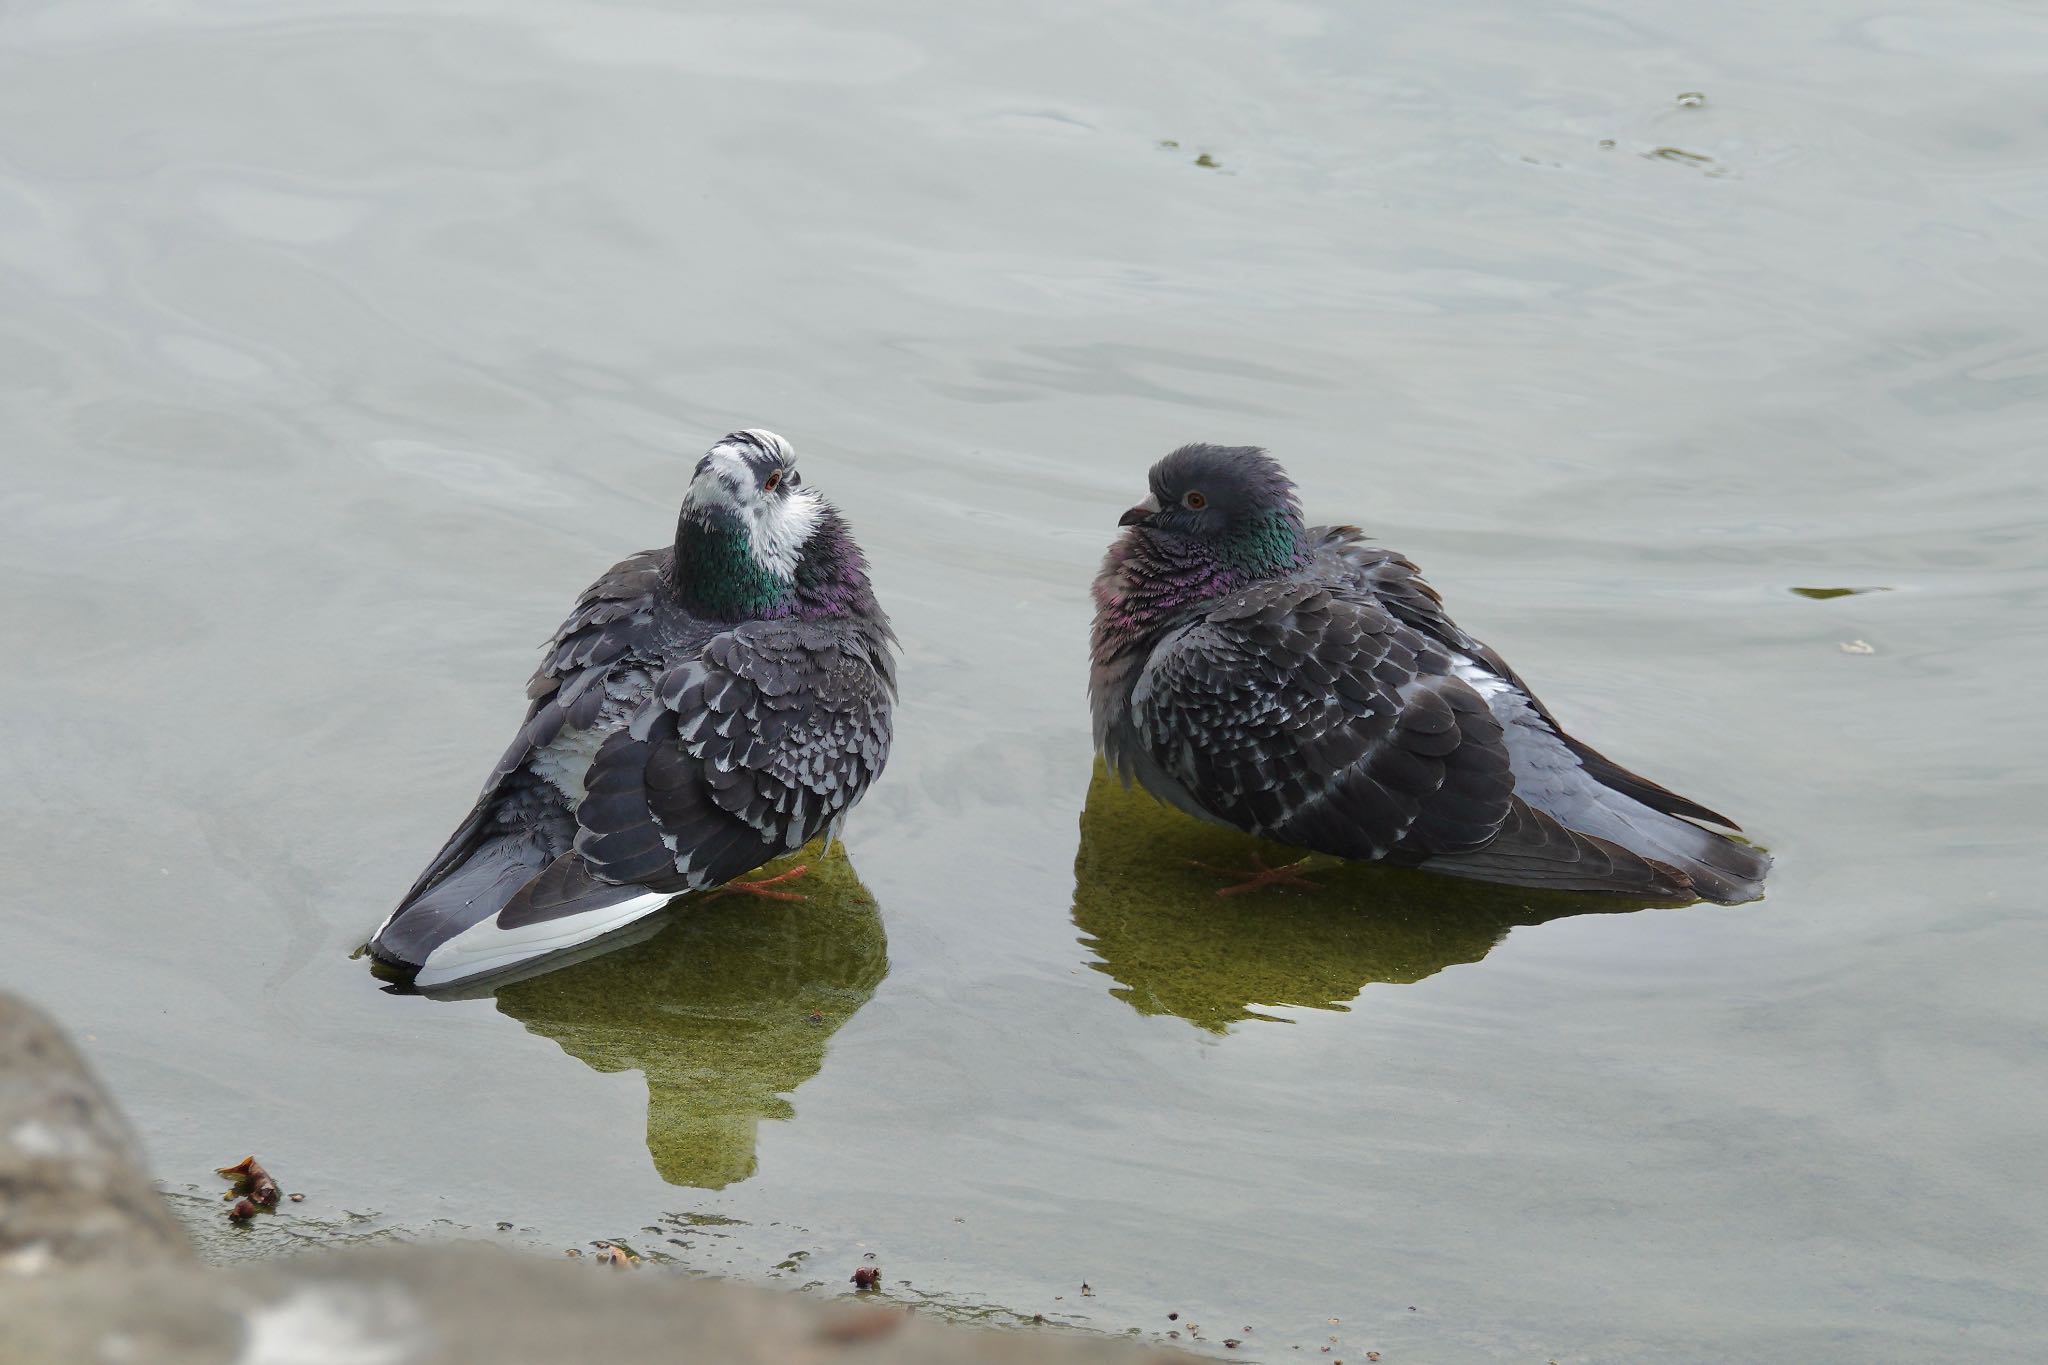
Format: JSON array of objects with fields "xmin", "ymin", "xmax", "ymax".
[{"xmin": 3, "ymin": 1, "xmax": 2045, "ymax": 1359}]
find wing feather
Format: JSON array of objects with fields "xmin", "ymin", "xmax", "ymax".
[
  {"xmin": 1133, "ymin": 580, "xmax": 1516, "ymax": 863},
  {"xmin": 572, "ymin": 617, "xmax": 895, "ymax": 894},
  {"xmin": 1316, "ymin": 526, "xmax": 1740, "ymax": 829},
  {"xmin": 393, "ymin": 551, "xmax": 666, "ymax": 909}
]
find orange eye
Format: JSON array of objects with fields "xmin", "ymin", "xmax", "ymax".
[
  {"xmin": 764, "ymin": 471, "xmax": 781, "ymax": 492},
  {"xmin": 1182, "ymin": 490, "xmax": 1207, "ymax": 510}
]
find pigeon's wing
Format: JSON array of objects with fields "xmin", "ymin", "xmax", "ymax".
[
  {"xmin": 1133, "ymin": 578, "xmax": 1693, "ymax": 898},
  {"xmin": 566, "ymin": 617, "xmax": 896, "ymax": 898},
  {"xmin": 396, "ymin": 549, "xmax": 668, "ymax": 906},
  {"xmin": 1313, "ymin": 527, "xmax": 1738, "ymax": 830},
  {"xmin": 1131, "ymin": 580, "xmax": 1516, "ymax": 860}
]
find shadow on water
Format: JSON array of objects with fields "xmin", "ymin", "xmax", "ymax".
[
  {"xmin": 1071, "ymin": 761, "xmax": 1677, "ymax": 1033},
  {"xmin": 489, "ymin": 840, "xmax": 886, "ymax": 1189}
]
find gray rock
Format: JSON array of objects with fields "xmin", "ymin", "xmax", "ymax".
[
  {"xmin": 4, "ymin": 1245, "xmax": 1192, "ymax": 1364},
  {"xmin": 0, "ymin": 995, "xmax": 193, "ymax": 1272}
]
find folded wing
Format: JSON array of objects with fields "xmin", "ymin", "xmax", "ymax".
[
  {"xmin": 569, "ymin": 617, "xmax": 896, "ymax": 899},
  {"xmin": 1132, "ymin": 579, "xmax": 1692, "ymax": 897}
]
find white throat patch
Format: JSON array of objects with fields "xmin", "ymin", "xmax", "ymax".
[
  {"xmin": 679, "ymin": 431, "xmax": 823, "ymax": 580},
  {"xmin": 748, "ymin": 486, "xmax": 824, "ymax": 578}
]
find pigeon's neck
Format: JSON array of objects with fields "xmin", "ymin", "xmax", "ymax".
[
  {"xmin": 1090, "ymin": 512, "xmax": 1309, "ymax": 664},
  {"xmin": 787, "ymin": 508, "xmax": 884, "ymax": 622},
  {"xmin": 671, "ymin": 507, "xmax": 796, "ymax": 621},
  {"xmin": 1220, "ymin": 508, "xmax": 1310, "ymax": 580},
  {"xmin": 1090, "ymin": 543, "xmax": 1234, "ymax": 660},
  {"xmin": 672, "ymin": 503, "xmax": 882, "ymax": 624}
]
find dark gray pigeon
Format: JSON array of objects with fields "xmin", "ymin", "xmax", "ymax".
[
  {"xmin": 370, "ymin": 430, "xmax": 897, "ymax": 989},
  {"xmin": 1089, "ymin": 444, "xmax": 1768, "ymax": 903}
]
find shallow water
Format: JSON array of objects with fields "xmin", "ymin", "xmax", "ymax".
[{"xmin": 3, "ymin": 0, "xmax": 2046, "ymax": 1358}]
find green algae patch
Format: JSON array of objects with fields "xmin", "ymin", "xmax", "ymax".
[
  {"xmin": 1070, "ymin": 761, "xmax": 1665, "ymax": 1032},
  {"xmin": 493, "ymin": 841, "xmax": 886, "ymax": 1189}
]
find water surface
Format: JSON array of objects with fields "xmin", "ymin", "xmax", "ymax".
[{"xmin": 3, "ymin": 1, "xmax": 2045, "ymax": 1359}]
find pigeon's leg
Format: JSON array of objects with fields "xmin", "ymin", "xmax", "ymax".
[
  {"xmin": 1185, "ymin": 853, "xmax": 1321, "ymax": 897},
  {"xmin": 703, "ymin": 864, "xmax": 811, "ymax": 903}
]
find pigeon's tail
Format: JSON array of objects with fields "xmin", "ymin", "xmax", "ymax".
[
  {"xmin": 1509, "ymin": 741, "xmax": 1771, "ymax": 905},
  {"xmin": 1414, "ymin": 799, "xmax": 1696, "ymax": 899},
  {"xmin": 1476, "ymin": 680, "xmax": 1771, "ymax": 905},
  {"xmin": 368, "ymin": 809, "xmax": 675, "ymax": 990},
  {"xmin": 1568, "ymin": 786, "xmax": 1771, "ymax": 905},
  {"xmin": 369, "ymin": 827, "xmax": 552, "ymax": 974}
]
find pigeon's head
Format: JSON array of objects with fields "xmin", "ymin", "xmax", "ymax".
[
  {"xmin": 1115, "ymin": 443, "xmax": 1308, "ymax": 578},
  {"xmin": 680, "ymin": 429, "xmax": 822, "ymax": 577},
  {"xmin": 675, "ymin": 429, "xmax": 880, "ymax": 622}
]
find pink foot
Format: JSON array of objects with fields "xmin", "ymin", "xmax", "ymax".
[
  {"xmin": 1186, "ymin": 855, "xmax": 1320, "ymax": 897},
  {"xmin": 704, "ymin": 864, "xmax": 811, "ymax": 903}
]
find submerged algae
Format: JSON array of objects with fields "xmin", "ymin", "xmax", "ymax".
[
  {"xmin": 493, "ymin": 841, "xmax": 886, "ymax": 1189},
  {"xmin": 1070, "ymin": 762, "xmax": 1675, "ymax": 1032}
]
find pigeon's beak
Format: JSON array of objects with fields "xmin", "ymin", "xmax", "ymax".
[{"xmin": 1118, "ymin": 493, "xmax": 1161, "ymax": 528}]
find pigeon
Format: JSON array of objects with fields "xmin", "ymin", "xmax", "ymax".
[
  {"xmin": 1089, "ymin": 444, "xmax": 1769, "ymax": 903},
  {"xmin": 369, "ymin": 429, "xmax": 897, "ymax": 989}
]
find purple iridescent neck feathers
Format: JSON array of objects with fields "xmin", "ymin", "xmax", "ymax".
[{"xmin": 789, "ymin": 507, "xmax": 883, "ymax": 621}]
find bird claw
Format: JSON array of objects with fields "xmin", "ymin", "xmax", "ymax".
[
  {"xmin": 703, "ymin": 864, "xmax": 811, "ymax": 903},
  {"xmin": 1186, "ymin": 855, "xmax": 1321, "ymax": 897}
]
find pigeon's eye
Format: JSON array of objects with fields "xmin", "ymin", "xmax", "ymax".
[
  {"xmin": 763, "ymin": 470, "xmax": 782, "ymax": 493},
  {"xmin": 1182, "ymin": 490, "xmax": 1208, "ymax": 511}
]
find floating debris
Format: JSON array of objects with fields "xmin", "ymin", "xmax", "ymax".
[
  {"xmin": 1840, "ymin": 639, "xmax": 1877, "ymax": 655},
  {"xmin": 1159, "ymin": 139, "xmax": 1181, "ymax": 149},
  {"xmin": 216, "ymin": 1155, "xmax": 280, "ymax": 1209},
  {"xmin": 1791, "ymin": 586, "xmax": 1889, "ymax": 600},
  {"xmin": 1194, "ymin": 153, "xmax": 1220, "ymax": 168},
  {"xmin": 216, "ymin": 1156, "xmax": 281, "ymax": 1225},
  {"xmin": 1598, "ymin": 139, "xmax": 1616, "ymax": 148},
  {"xmin": 595, "ymin": 1245, "xmax": 636, "ymax": 1269},
  {"xmin": 1677, "ymin": 91, "xmax": 1707, "ymax": 107},
  {"xmin": 288, "ymin": 1192, "xmax": 305, "ymax": 1203},
  {"xmin": 851, "ymin": 1265, "xmax": 882, "ymax": 1290},
  {"xmin": 1644, "ymin": 146, "xmax": 1713, "ymax": 165}
]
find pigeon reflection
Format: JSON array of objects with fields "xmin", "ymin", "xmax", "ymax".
[
  {"xmin": 491, "ymin": 840, "xmax": 885, "ymax": 1189},
  {"xmin": 1072, "ymin": 762, "xmax": 1668, "ymax": 1032}
]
